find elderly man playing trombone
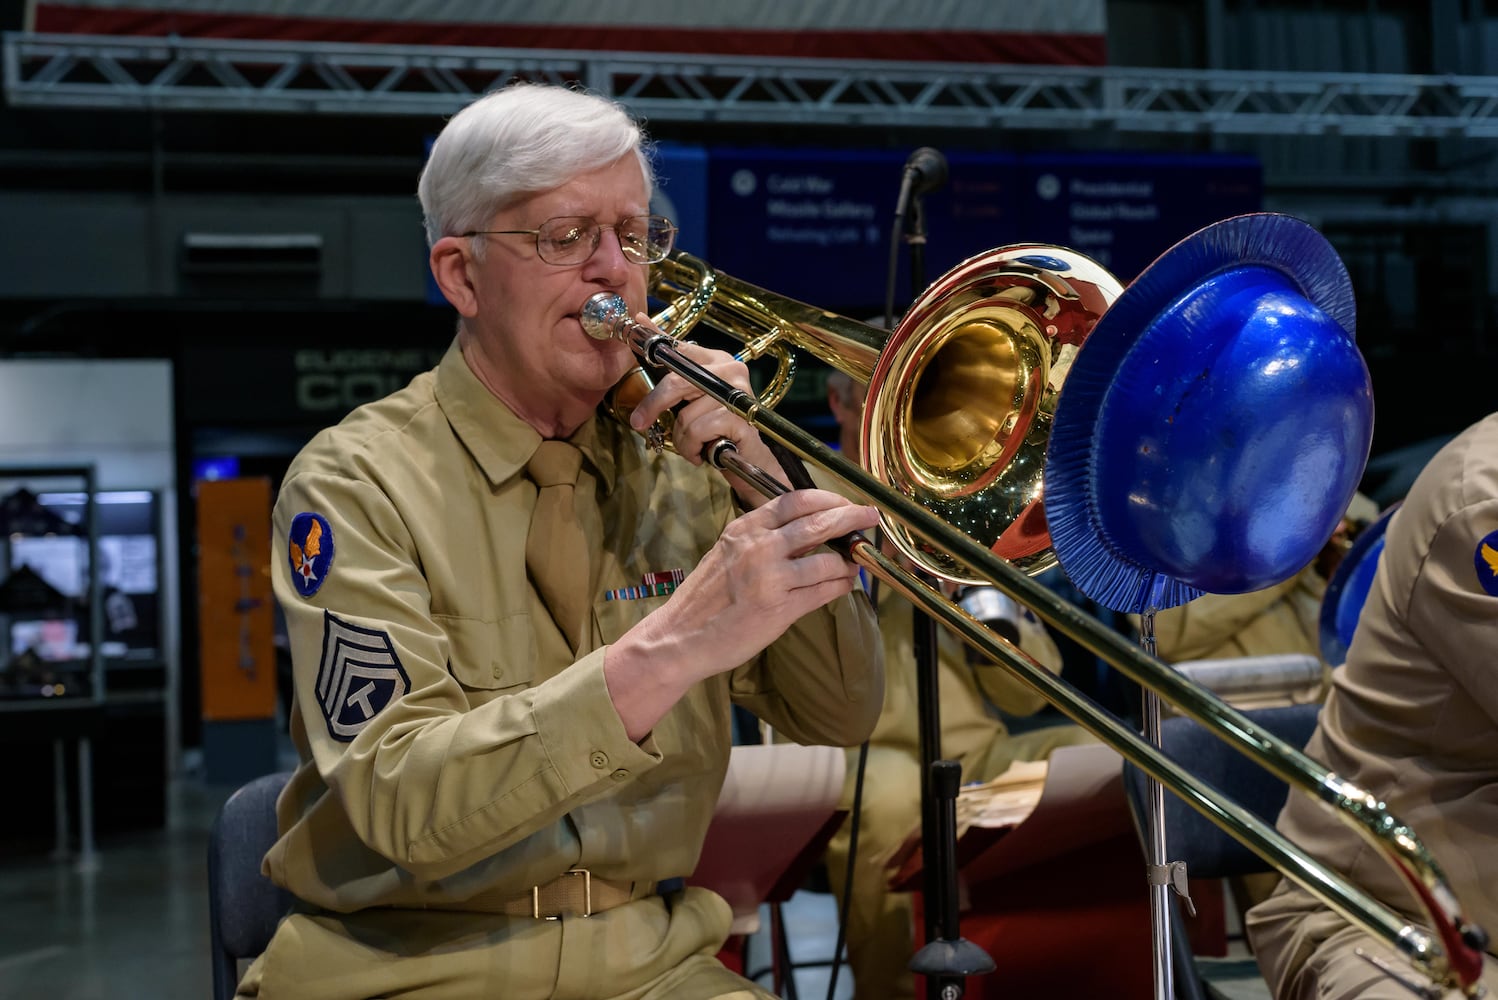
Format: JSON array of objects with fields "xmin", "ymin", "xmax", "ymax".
[
  {"xmin": 242, "ymin": 82, "xmax": 883, "ymax": 1000},
  {"xmin": 1246, "ymin": 411, "xmax": 1498, "ymax": 999}
]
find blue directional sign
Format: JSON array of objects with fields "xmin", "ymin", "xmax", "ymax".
[
  {"xmin": 1012, "ymin": 152, "xmax": 1263, "ymax": 281},
  {"xmin": 653, "ymin": 141, "xmax": 710, "ymax": 259},
  {"xmin": 705, "ymin": 146, "xmax": 908, "ymax": 310},
  {"xmin": 699, "ymin": 146, "xmax": 1261, "ymax": 312}
]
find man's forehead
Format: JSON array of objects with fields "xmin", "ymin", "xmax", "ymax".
[{"xmin": 496, "ymin": 160, "xmax": 648, "ymax": 221}]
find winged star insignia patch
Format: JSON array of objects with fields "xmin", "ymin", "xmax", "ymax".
[
  {"xmin": 1475, "ymin": 530, "xmax": 1498, "ymax": 597},
  {"xmin": 316, "ymin": 611, "xmax": 410, "ymax": 742},
  {"xmin": 288, "ymin": 512, "xmax": 335, "ymax": 598}
]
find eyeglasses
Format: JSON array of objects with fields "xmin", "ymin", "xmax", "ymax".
[{"xmin": 463, "ymin": 214, "xmax": 677, "ymax": 266}]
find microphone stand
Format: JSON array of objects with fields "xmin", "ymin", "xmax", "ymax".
[
  {"xmin": 1137, "ymin": 577, "xmax": 1195, "ymax": 1000},
  {"xmin": 892, "ymin": 160, "xmax": 995, "ymax": 1000}
]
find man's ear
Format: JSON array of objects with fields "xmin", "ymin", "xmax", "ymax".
[{"xmin": 430, "ymin": 236, "xmax": 479, "ymax": 317}]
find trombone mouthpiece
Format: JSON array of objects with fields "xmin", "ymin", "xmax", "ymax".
[{"xmin": 581, "ymin": 292, "xmax": 631, "ymax": 341}]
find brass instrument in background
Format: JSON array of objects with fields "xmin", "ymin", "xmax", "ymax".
[{"xmin": 584, "ymin": 244, "xmax": 1489, "ymax": 997}]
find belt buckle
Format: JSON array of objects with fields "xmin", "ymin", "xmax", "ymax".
[{"xmin": 534, "ymin": 868, "xmax": 591, "ymax": 920}]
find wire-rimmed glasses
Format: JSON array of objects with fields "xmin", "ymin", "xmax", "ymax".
[{"xmin": 463, "ymin": 214, "xmax": 677, "ymax": 266}]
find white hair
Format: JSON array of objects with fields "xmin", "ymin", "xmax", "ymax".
[
  {"xmin": 417, "ymin": 82, "xmax": 655, "ymax": 247},
  {"xmin": 826, "ymin": 368, "xmax": 862, "ymax": 406}
]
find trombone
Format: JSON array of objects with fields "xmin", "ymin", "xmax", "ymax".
[{"xmin": 582, "ymin": 245, "xmax": 1491, "ymax": 998}]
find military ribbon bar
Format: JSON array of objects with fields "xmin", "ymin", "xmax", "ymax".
[{"xmin": 604, "ymin": 568, "xmax": 685, "ymax": 602}]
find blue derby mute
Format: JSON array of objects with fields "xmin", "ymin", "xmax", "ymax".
[{"xmin": 1044, "ymin": 213, "xmax": 1374, "ymax": 614}]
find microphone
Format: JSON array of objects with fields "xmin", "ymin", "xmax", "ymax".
[
  {"xmin": 902, "ymin": 146, "xmax": 949, "ymax": 197},
  {"xmin": 886, "ymin": 146, "xmax": 948, "ymax": 327}
]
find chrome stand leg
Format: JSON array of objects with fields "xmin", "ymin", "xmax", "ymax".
[
  {"xmin": 1140, "ymin": 621, "xmax": 1173, "ymax": 1000},
  {"xmin": 1138, "ymin": 607, "xmax": 1193, "ymax": 1000}
]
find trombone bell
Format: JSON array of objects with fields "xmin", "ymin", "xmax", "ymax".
[
  {"xmin": 649, "ymin": 245, "xmax": 1123, "ymax": 584},
  {"xmin": 865, "ymin": 245, "xmax": 1122, "ymax": 582}
]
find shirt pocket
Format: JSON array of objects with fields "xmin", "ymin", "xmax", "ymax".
[
  {"xmin": 435, "ymin": 612, "xmax": 537, "ymax": 694},
  {"xmin": 594, "ymin": 591, "xmax": 659, "ymax": 647}
]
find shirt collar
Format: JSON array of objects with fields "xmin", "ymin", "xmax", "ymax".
[{"xmin": 435, "ymin": 337, "xmax": 620, "ymax": 492}]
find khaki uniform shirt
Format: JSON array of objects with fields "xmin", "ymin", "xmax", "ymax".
[
  {"xmin": 1139, "ymin": 566, "xmax": 1326, "ymax": 664},
  {"xmin": 266, "ymin": 341, "xmax": 883, "ymax": 914},
  {"xmin": 1249, "ymin": 413, "xmax": 1498, "ymax": 975}
]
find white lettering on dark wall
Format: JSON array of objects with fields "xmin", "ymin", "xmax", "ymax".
[
  {"xmin": 1070, "ymin": 203, "xmax": 1161, "ymax": 222},
  {"xmin": 766, "ymin": 226, "xmax": 873, "ymax": 247},
  {"xmin": 1068, "ymin": 226, "xmax": 1115, "ymax": 245},
  {"xmin": 759, "ymin": 175, "xmax": 879, "ymax": 248},
  {"xmin": 1069, "ymin": 179, "xmax": 1155, "ymax": 199},
  {"xmin": 765, "ymin": 173, "xmax": 836, "ymax": 196},
  {"xmin": 1059, "ymin": 175, "xmax": 1157, "ymax": 270},
  {"xmin": 293, "ymin": 348, "xmax": 444, "ymax": 412},
  {"xmin": 294, "ymin": 349, "xmax": 434, "ymax": 372},
  {"xmin": 766, "ymin": 199, "xmax": 822, "ymax": 220},
  {"xmin": 765, "ymin": 199, "xmax": 877, "ymax": 221},
  {"xmin": 296, "ymin": 373, "xmax": 407, "ymax": 412}
]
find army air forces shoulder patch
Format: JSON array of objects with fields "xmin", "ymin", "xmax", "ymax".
[
  {"xmin": 316, "ymin": 611, "xmax": 410, "ymax": 742},
  {"xmin": 1476, "ymin": 529, "xmax": 1498, "ymax": 597},
  {"xmin": 288, "ymin": 512, "xmax": 335, "ymax": 598}
]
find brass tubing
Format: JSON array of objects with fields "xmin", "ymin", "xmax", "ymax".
[{"xmin": 615, "ymin": 320, "xmax": 1486, "ymax": 997}]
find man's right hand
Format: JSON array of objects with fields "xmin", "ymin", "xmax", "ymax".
[{"xmin": 603, "ymin": 489, "xmax": 878, "ymax": 740}]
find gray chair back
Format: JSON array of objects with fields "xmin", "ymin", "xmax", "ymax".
[{"xmin": 207, "ymin": 771, "xmax": 295, "ymax": 1000}]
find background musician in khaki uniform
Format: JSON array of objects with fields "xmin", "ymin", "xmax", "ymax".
[
  {"xmin": 819, "ymin": 370, "xmax": 1091, "ymax": 1000},
  {"xmin": 1245, "ymin": 411, "xmax": 1498, "ymax": 999},
  {"xmin": 241, "ymin": 83, "xmax": 885, "ymax": 1000}
]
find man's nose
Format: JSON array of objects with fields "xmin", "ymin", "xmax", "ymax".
[{"xmin": 585, "ymin": 227, "xmax": 633, "ymax": 283}]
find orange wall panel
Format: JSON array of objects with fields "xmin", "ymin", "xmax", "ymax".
[{"xmin": 197, "ymin": 477, "xmax": 277, "ymax": 721}]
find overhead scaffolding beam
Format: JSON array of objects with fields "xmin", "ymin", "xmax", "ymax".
[{"xmin": 7, "ymin": 31, "xmax": 1498, "ymax": 138}]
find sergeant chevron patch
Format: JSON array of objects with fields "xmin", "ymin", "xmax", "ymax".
[{"xmin": 316, "ymin": 611, "xmax": 410, "ymax": 742}]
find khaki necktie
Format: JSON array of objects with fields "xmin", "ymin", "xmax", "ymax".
[{"xmin": 524, "ymin": 440, "xmax": 598, "ymax": 652}]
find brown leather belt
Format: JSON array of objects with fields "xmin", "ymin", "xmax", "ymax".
[{"xmin": 499, "ymin": 868, "xmax": 660, "ymax": 920}]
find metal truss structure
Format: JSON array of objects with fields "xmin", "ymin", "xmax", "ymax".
[{"xmin": 7, "ymin": 31, "xmax": 1498, "ymax": 139}]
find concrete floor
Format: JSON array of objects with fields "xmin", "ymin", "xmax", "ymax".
[{"xmin": 0, "ymin": 776, "xmax": 233, "ymax": 1000}]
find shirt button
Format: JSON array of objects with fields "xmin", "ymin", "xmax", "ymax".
[
  {"xmin": 590, "ymin": 751, "xmax": 609, "ymax": 769},
  {"xmin": 611, "ymin": 769, "xmax": 629, "ymax": 780}
]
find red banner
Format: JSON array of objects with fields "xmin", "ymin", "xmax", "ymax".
[{"xmin": 26, "ymin": 1, "xmax": 1107, "ymax": 66}]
